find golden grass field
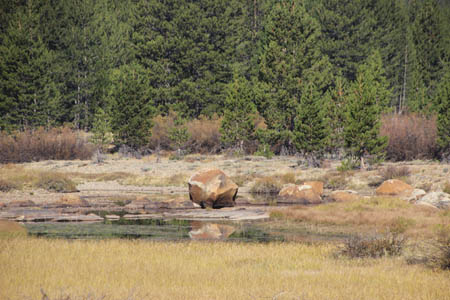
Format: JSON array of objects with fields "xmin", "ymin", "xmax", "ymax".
[{"xmin": 0, "ymin": 234, "xmax": 449, "ymax": 300}]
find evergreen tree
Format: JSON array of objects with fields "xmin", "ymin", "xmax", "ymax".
[
  {"xmin": 326, "ymin": 75, "xmax": 348, "ymax": 156},
  {"xmin": 343, "ymin": 53, "xmax": 388, "ymax": 169},
  {"xmin": 109, "ymin": 63, "xmax": 155, "ymax": 150},
  {"xmin": 436, "ymin": 63, "xmax": 450, "ymax": 159},
  {"xmin": 411, "ymin": 0, "xmax": 445, "ymax": 96},
  {"xmin": 91, "ymin": 107, "xmax": 113, "ymax": 153},
  {"xmin": 0, "ymin": 2, "xmax": 61, "ymax": 130},
  {"xmin": 293, "ymin": 81, "xmax": 329, "ymax": 166},
  {"xmin": 220, "ymin": 76, "xmax": 257, "ymax": 152},
  {"xmin": 258, "ymin": 0, "xmax": 330, "ymax": 152}
]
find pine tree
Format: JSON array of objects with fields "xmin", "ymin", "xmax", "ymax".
[
  {"xmin": 109, "ymin": 63, "xmax": 155, "ymax": 150},
  {"xmin": 343, "ymin": 52, "xmax": 388, "ymax": 169},
  {"xmin": 258, "ymin": 0, "xmax": 329, "ymax": 152},
  {"xmin": 293, "ymin": 81, "xmax": 329, "ymax": 166},
  {"xmin": 411, "ymin": 0, "xmax": 445, "ymax": 97},
  {"xmin": 91, "ymin": 108, "xmax": 113, "ymax": 153},
  {"xmin": 0, "ymin": 2, "xmax": 61, "ymax": 130},
  {"xmin": 326, "ymin": 75, "xmax": 348, "ymax": 156},
  {"xmin": 220, "ymin": 76, "xmax": 257, "ymax": 152},
  {"xmin": 436, "ymin": 63, "xmax": 450, "ymax": 159}
]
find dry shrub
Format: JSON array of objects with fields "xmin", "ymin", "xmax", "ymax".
[
  {"xmin": 339, "ymin": 231, "xmax": 405, "ymax": 258},
  {"xmin": 185, "ymin": 115, "xmax": 221, "ymax": 154},
  {"xmin": 380, "ymin": 113, "xmax": 437, "ymax": 161},
  {"xmin": 250, "ymin": 177, "xmax": 282, "ymax": 194},
  {"xmin": 443, "ymin": 182, "xmax": 450, "ymax": 194},
  {"xmin": 0, "ymin": 127, "xmax": 94, "ymax": 163},
  {"xmin": 379, "ymin": 165, "xmax": 411, "ymax": 181},
  {"xmin": 0, "ymin": 178, "xmax": 18, "ymax": 192}
]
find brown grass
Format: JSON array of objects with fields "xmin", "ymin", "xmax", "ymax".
[
  {"xmin": 381, "ymin": 113, "xmax": 438, "ymax": 161},
  {"xmin": 0, "ymin": 237, "xmax": 449, "ymax": 299},
  {"xmin": 270, "ymin": 197, "xmax": 450, "ymax": 239},
  {"xmin": 0, "ymin": 127, "xmax": 94, "ymax": 163},
  {"xmin": 0, "ymin": 164, "xmax": 77, "ymax": 192}
]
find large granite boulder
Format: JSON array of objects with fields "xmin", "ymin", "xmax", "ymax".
[
  {"xmin": 278, "ymin": 184, "xmax": 322, "ymax": 204},
  {"xmin": 375, "ymin": 179, "xmax": 414, "ymax": 196},
  {"xmin": 188, "ymin": 170, "xmax": 238, "ymax": 208}
]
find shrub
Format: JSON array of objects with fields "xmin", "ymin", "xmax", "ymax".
[
  {"xmin": 253, "ymin": 143, "xmax": 274, "ymax": 159},
  {"xmin": 379, "ymin": 165, "xmax": 411, "ymax": 181},
  {"xmin": 337, "ymin": 158, "xmax": 359, "ymax": 171},
  {"xmin": 443, "ymin": 182, "xmax": 450, "ymax": 194},
  {"xmin": 150, "ymin": 113, "xmax": 222, "ymax": 154},
  {"xmin": 380, "ymin": 113, "xmax": 438, "ymax": 161},
  {"xmin": 0, "ymin": 179, "xmax": 18, "ymax": 192},
  {"xmin": 250, "ymin": 177, "xmax": 282, "ymax": 194},
  {"xmin": 0, "ymin": 127, "xmax": 94, "ymax": 163},
  {"xmin": 35, "ymin": 173, "xmax": 78, "ymax": 193},
  {"xmin": 339, "ymin": 231, "xmax": 406, "ymax": 258}
]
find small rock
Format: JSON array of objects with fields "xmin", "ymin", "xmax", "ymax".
[
  {"xmin": 375, "ymin": 179, "xmax": 413, "ymax": 196},
  {"xmin": 105, "ymin": 215, "xmax": 120, "ymax": 221},
  {"xmin": 278, "ymin": 184, "xmax": 322, "ymax": 204},
  {"xmin": 329, "ymin": 190, "xmax": 359, "ymax": 202},
  {"xmin": 188, "ymin": 169, "xmax": 238, "ymax": 208},
  {"xmin": 416, "ymin": 192, "xmax": 450, "ymax": 209}
]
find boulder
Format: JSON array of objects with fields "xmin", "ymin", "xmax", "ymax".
[
  {"xmin": 416, "ymin": 192, "xmax": 450, "ymax": 209},
  {"xmin": 329, "ymin": 190, "xmax": 359, "ymax": 202},
  {"xmin": 189, "ymin": 222, "xmax": 235, "ymax": 240},
  {"xmin": 56, "ymin": 194, "xmax": 89, "ymax": 207},
  {"xmin": 406, "ymin": 189, "xmax": 427, "ymax": 202},
  {"xmin": 278, "ymin": 184, "xmax": 322, "ymax": 204},
  {"xmin": 188, "ymin": 170, "xmax": 238, "ymax": 208},
  {"xmin": 375, "ymin": 179, "xmax": 413, "ymax": 196},
  {"xmin": 303, "ymin": 181, "xmax": 324, "ymax": 196}
]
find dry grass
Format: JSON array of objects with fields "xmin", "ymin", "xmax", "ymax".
[
  {"xmin": 0, "ymin": 164, "xmax": 77, "ymax": 192},
  {"xmin": 0, "ymin": 237, "xmax": 449, "ymax": 300},
  {"xmin": 270, "ymin": 197, "xmax": 450, "ymax": 239}
]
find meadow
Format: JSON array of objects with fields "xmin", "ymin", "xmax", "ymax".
[{"xmin": 1, "ymin": 235, "xmax": 450, "ymax": 300}]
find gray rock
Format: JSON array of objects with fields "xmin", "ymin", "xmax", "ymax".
[{"xmin": 415, "ymin": 192, "xmax": 450, "ymax": 209}]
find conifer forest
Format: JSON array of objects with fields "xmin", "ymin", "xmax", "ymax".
[{"xmin": 1, "ymin": 0, "xmax": 449, "ymax": 160}]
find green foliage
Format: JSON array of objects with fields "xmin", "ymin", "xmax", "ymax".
[
  {"xmin": 293, "ymin": 81, "xmax": 329, "ymax": 159},
  {"xmin": 436, "ymin": 63, "xmax": 450, "ymax": 158},
  {"xmin": 343, "ymin": 51, "xmax": 389, "ymax": 161},
  {"xmin": 109, "ymin": 63, "xmax": 155, "ymax": 150},
  {"xmin": 220, "ymin": 76, "xmax": 257, "ymax": 151},
  {"xmin": 254, "ymin": 143, "xmax": 274, "ymax": 159},
  {"xmin": 337, "ymin": 158, "xmax": 359, "ymax": 172},
  {"xmin": 90, "ymin": 108, "xmax": 113, "ymax": 152}
]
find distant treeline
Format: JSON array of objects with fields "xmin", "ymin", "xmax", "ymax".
[{"xmin": 0, "ymin": 0, "xmax": 449, "ymax": 159}]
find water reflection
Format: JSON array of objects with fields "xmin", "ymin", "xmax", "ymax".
[{"xmin": 189, "ymin": 221, "xmax": 235, "ymax": 240}]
